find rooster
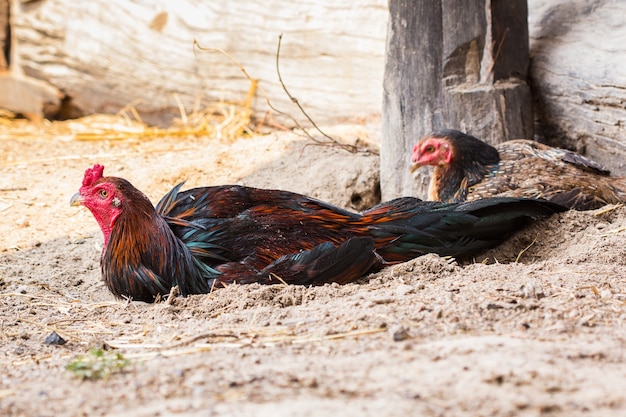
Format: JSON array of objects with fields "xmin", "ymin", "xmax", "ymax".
[
  {"xmin": 71, "ymin": 164, "xmax": 564, "ymax": 302},
  {"xmin": 411, "ymin": 129, "xmax": 626, "ymax": 210}
]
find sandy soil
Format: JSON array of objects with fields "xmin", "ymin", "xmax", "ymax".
[{"xmin": 0, "ymin": 126, "xmax": 624, "ymax": 417}]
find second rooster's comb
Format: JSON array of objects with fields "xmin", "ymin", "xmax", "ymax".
[{"xmin": 82, "ymin": 164, "xmax": 105, "ymax": 186}]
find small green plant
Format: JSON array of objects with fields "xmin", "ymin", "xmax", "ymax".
[{"xmin": 66, "ymin": 348, "xmax": 130, "ymax": 380}]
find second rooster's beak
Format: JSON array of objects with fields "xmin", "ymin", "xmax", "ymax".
[
  {"xmin": 70, "ymin": 192, "xmax": 84, "ymax": 206},
  {"xmin": 409, "ymin": 163, "xmax": 421, "ymax": 173}
]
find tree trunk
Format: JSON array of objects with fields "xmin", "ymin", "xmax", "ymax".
[{"xmin": 381, "ymin": 0, "xmax": 532, "ymax": 200}]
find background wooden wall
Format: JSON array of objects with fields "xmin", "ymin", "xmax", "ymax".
[{"xmin": 1, "ymin": 0, "xmax": 625, "ymax": 198}]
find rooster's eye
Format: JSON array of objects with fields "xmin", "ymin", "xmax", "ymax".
[
  {"xmin": 98, "ymin": 189, "xmax": 109, "ymax": 199},
  {"xmin": 425, "ymin": 145, "xmax": 435, "ymax": 153}
]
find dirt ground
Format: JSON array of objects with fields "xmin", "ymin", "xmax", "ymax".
[{"xmin": 0, "ymin": 125, "xmax": 624, "ymax": 417}]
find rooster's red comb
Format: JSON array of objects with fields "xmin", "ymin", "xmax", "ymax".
[{"xmin": 82, "ymin": 164, "xmax": 105, "ymax": 187}]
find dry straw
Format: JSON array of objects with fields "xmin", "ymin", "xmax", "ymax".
[
  {"xmin": 0, "ymin": 35, "xmax": 376, "ymax": 168},
  {"xmin": 105, "ymin": 326, "xmax": 386, "ymax": 362},
  {"xmin": 0, "ymin": 80, "xmax": 256, "ymax": 143}
]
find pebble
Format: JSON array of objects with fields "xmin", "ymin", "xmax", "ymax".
[
  {"xmin": 44, "ymin": 331, "xmax": 67, "ymax": 346},
  {"xmin": 390, "ymin": 326, "xmax": 410, "ymax": 342}
]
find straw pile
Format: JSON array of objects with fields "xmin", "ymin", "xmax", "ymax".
[{"xmin": 0, "ymin": 81, "xmax": 257, "ymax": 143}]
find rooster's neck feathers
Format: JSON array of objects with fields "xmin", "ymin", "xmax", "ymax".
[
  {"xmin": 431, "ymin": 132, "xmax": 500, "ymax": 202},
  {"xmin": 94, "ymin": 178, "xmax": 150, "ymax": 248},
  {"xmin": 100, "ymin": 179, "xmax": 213, "ymax": 302}
]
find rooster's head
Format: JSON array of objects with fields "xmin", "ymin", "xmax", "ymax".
[
  {"xmin": 410, "ymin": 131, "xmax": 456, "ymax": 172},
  {"xmin": 70, "ymin": 164, "xmax": 131, "ymax": 246}
]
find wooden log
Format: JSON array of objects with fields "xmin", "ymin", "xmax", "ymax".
[
  {"xmin": 0, "ymin": 0, "xmax": 61, "ymax": 117},
  {"xmin": 529, "ymin": 0, "xmax": 626, "ymax": 175},
  {"xmin": 381, "ymin": 0, "xmax": 532, "ymax": 200},
  {"xmin": 0, "ymin": 72, "xmax": 61, "ymax": 118},
  {"xmin": 11, "ymin": 0, "xmax": 388, "ymax": 125}
]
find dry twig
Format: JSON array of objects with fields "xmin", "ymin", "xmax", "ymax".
[
  {"xmin": 515, "ymin": 234, "xmax": 539, "ymax": 263},
  {"xmin": 194, "ymin": 36, "xmax": 375, "ymax": 155}
]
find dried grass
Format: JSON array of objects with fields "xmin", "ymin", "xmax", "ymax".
[
  {"xmin": 593, "ymin": 203, "xmax": 623, "ymax": 216},
  {"xmin": 107, "ymin": 327, "xmax": 386, "ymax": 362},
  {"xmin": 0, "ymin": 80, "xmax": 257, "ymax": 143}
]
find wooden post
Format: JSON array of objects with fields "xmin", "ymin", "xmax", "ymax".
[
  {"xmin": 381, "ymin": 0, "xmax": 532, "ymax": 200},
  {"xmin": 0, "ymin": 0, "xmax": 9, "ymax": 69}
]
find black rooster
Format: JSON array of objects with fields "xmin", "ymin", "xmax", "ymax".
[{"xmin": 71, "ymin": 164, "xmax": 565, "ymax": 302}]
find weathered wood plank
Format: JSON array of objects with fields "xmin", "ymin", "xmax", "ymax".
[
  {"xmin": 13, "ymin": 0, "xmax": 388, "ymax": 125},
  {"xmin": 6, "ymin": 0, "xmax": 626, "ymax": 185},
  {"xmin": 529, "ymin": 0, "xmax": 626, "ymax": 175}
]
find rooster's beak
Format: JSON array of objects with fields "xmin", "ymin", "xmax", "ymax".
[
  {"xmin": 70, "ymin": 192, "xmax": 84, "ymax": 206},
  {"xmin": 409, "ymin": 163, "xmax": 421, "ymax": 173}
]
